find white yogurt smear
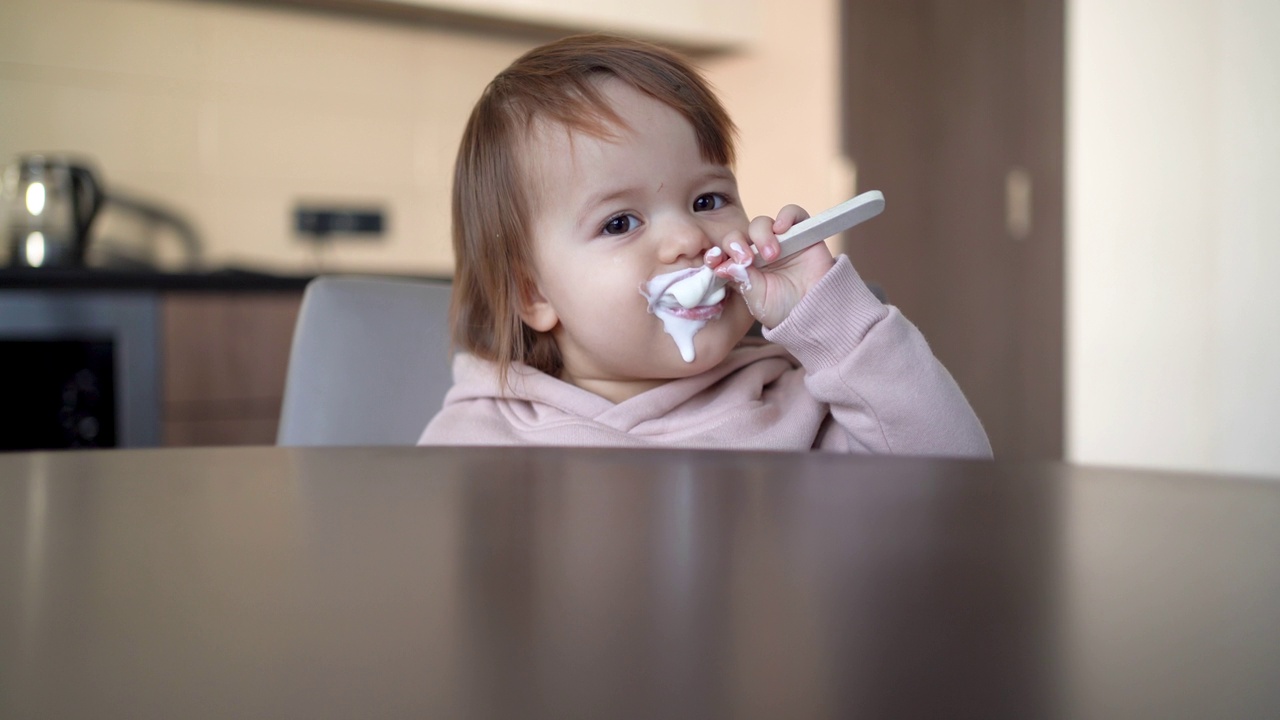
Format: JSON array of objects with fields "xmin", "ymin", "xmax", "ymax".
[
  {"xmin": 640, "ymin": 266, "xmax": 720, "ymax": 362},
  {"xmin": 639, "ymin": 256, "xmax": 752, "ymax": 363},
  {"xmin": 664, "ymin": 267, "xmax": 726, "ymax": 309}
]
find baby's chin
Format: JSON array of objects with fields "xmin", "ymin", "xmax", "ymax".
[{"xmin": 661, "ymin": 313, "xmax": 754, "ymax": 375}]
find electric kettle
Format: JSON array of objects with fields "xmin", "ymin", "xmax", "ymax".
[{"xmin": 2, "ymin": 155, "xmax": 103, "ymax": 268}]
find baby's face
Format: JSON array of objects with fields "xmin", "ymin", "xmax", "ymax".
[{"xmin": 518, "ymin": 79, "xmax": 755, "ymax": 403}]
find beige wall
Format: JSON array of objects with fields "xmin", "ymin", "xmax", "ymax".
[
  {"xmin": 707, "ymin": 0, "xmax": 850, "ymax": 232},
  {"xmin": 0, "ymin": 0, "xmax": 842, "ymax": 275}
]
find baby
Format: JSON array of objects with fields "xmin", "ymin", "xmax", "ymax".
[{"xmin": 419, "ymin": 34, "xmax": 991, "ymax": 456}]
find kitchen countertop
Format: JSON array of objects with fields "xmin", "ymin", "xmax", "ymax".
[{"xmin": 0, "ymin": 266, "xmax": 450, "ymax": 292}]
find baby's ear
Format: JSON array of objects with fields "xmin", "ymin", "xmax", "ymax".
[{"xmin": 517, "ymin": 282, "xmax": 558, "ymax": 333}]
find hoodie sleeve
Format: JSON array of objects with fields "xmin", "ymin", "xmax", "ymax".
[{"xmin": 762, "ymin": 255, "xmax": 993, "ymax": 458}]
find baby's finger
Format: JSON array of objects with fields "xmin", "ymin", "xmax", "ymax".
[
  {"xmin": 713, "ymin": 231, "xmax": 757, "ymax": 285},
  {"xmin": 747, "ymin": 215, "xmax": 781, "ymax": 263},
  {"xmin": 715, "ymin": 231, "xmax": 768, "ymax": 318},
  {"xmin": 771, "ymin": 204, "xmax": 810, "ymax": 235},
  {"xmin": 725, "ymin": 234, "xmax": 755, "ymax": 271},
  {"xmin": 703, "ymin": 245, "xmax": 727, "ymax": 268}
]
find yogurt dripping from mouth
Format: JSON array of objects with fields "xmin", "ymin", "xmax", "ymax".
[{"xmin": 639, "ymin": 249, "xmax": 753, "ymax": 363}]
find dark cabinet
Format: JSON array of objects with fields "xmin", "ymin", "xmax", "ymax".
[
  {"xmin": 161, "ymin": 292, "xmax": 301, "ymax": 446},
  {"xmin": 841, "ymin": 0, "xmax": 1065, "ymax": 459},
  {"xmin": 1, "ymin": 274, "xmax": 305, "ymax": 449}
]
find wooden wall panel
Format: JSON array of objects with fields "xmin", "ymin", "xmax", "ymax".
[{"xmin": 841, "ymin": 0, "xmax": 1064, "ymax": 459}]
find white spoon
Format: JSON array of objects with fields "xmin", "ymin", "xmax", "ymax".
[
  {"xmin": 702, "ymin": 189, "xmax": 885, "ymax": 295},
  {"xmin": 656, "ymin": 191, "xmax": 887, "ymax": 309},
  {"xmin": 764, "ymin": 189, "xmax": 885, "ymax": 265}
]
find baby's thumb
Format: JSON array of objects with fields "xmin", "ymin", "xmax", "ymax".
[{"xmin": 726, "ymin": 259, "xmax": 769, "ymax": 321}]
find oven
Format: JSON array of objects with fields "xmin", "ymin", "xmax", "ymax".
[{"xmin": 0, "ymin": 290, "xmax": 160, "ymax": 450}]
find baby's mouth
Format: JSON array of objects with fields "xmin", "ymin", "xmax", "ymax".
[
  {"xmin": 641, "ymin": 265, "xmax": 726, "ymax": 314},
  {"xmin": 658, "ymin": 299, "xmax": 724, "ymax": 320},
  {"xmin": 639, "ymin": 264, "xmax": 727, "ymax": 364}
]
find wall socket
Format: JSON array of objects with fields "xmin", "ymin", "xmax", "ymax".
[{"xmin": 295, "ymin": 206, "xmax": 385, "ymax": 242}]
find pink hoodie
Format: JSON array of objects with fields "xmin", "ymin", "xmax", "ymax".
[{"xmin": 419, "ymin": 256, "xmax": 992, "ymax": 457}]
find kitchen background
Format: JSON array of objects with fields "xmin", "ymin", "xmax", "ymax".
[
  {"xmin": 1, "ymin": 0, "xmax": 1277, "ymax": 477},
  {"xmin": 0, "ymin": 0, "xmax": 846, "ymax": 275}
]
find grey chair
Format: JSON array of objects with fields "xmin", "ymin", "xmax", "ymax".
[{"xmin": 277, "ymin": 276, "xmax": 454, "ymax": 446}]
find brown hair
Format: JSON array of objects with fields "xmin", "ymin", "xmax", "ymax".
[{"xmin": 449, "ymin": 33, "xmax": 737, "ymax": 387}]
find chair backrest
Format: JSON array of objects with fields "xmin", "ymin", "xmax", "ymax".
[{"xmin": 277, "ymin": 275, "xmax": 454, "ymax": 446}]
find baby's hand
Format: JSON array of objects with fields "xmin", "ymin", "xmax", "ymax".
[{"xmin": 708, "ymin": 205, "xmax": 836, "ymax": 329}]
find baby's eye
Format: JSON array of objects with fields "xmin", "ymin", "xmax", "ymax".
[
  {"xmin": 693, "ymin": 193, "xmax": 729, "ymax": 212},
  {"xmin": 601, "ymin": 213, "xmax": 640, "ymax": 236}
]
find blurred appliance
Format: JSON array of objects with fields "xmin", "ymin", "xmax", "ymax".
[
  {"xmin": 2, "ymin": 155, "xmax": 203, "ymax": 270},
  {"xmin": 0, "ymin": 291, "xmax": 161, "ymax": 450},
  {"xmin": 92, "ymin": 190, "xmax": 203, "ymax": 271},
  {"xmin": 2, "ymin": 339, "xmax": 117, "ymax": 448},
  {"xmin": 2, "ymin": 155, "xmax": 103, "ymax": 268}
]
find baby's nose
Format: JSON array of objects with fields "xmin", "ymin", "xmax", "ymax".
[{"xmin": 658, "ymin": 216, "xmax": 713, "ymax": 264}]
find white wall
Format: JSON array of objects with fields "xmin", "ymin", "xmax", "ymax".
[{"xmin": 1068, "ymin": 0, "xmax": 1280, "ymax": 477}]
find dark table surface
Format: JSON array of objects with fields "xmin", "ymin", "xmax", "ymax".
[
  {"xmin": 0, "ymin": 265, "xmax": 451, "ymax": 292},
  {"xmin": 2, "ymin": 446, "xmax": 1278, "ymax": 719},
  {"xmin": 0, "ymin": 265, "xmax": 315, "ymax": 291}
]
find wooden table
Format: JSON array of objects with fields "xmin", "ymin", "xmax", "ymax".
[{"xmin": 2, "ymin": 447, "xmax": 1278, "ymax": 718}]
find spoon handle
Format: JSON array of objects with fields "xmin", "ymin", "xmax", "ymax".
[{"xmin": 767, "ymin": 190, "xmax": 885, "ymax": 266}]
